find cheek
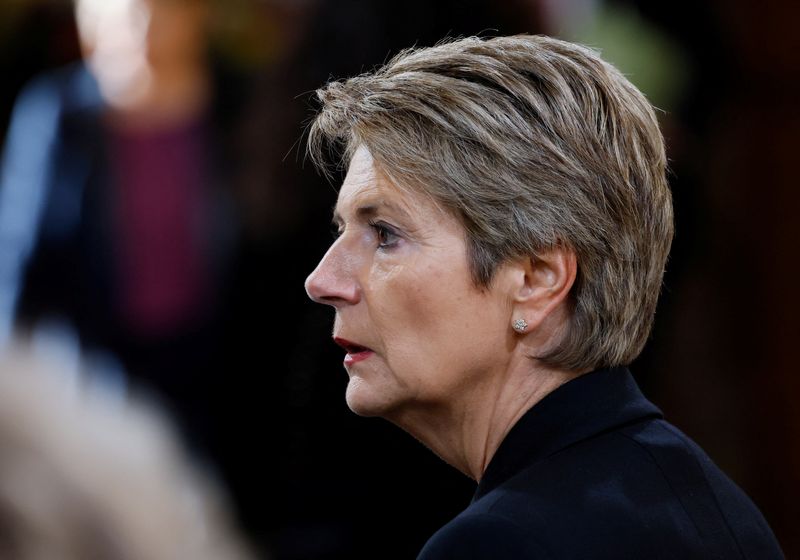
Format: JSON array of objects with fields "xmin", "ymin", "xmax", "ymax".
[
  {"xmin": 365, "ymin": 261, "xmax": 440, "ymax": 372},
  {"xmin": 371, "ymin": 260, "xmax": 481, "ymax": 377},
  {"xmin": 371, "ymin": 258, "xmax": 445, "ymax": 332}
]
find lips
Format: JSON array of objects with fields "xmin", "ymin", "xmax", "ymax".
[{"xmin": 334, "ymin": 337, "xmax": 374, "ymax": 366}]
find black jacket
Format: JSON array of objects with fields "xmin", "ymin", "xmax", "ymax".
[{"xmin": 418, "ymin": 367, "xmax": 784, "ymax": 559}]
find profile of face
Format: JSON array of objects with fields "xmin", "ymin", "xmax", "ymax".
[{"xmin": 305, "ymin": 147, "xmax": 517, "ymax": 423}]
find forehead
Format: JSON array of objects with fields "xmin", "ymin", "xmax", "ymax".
[
  {"xmin": 335, "ymin": 146, "xmax": 445, "ymax": 221},
  {"xmin": 338, "ymin": 147, "xmax": 384, "ymax": 203}
]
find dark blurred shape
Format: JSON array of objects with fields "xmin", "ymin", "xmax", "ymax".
[
  {"xmin": 0, "ymin": 341, "xmax": 255, "ymax": 560},
  {"xmin": 616, "ymin": 1, "xmax": 800, "ymax": 557},
  {"xmin": 0, "ymin": 1, "xmax": 81, "ymax": 151}
]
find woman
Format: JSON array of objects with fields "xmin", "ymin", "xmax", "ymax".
[{"xmin": 304, "ymin": 35, "xmax": 783, "ymax": 558}]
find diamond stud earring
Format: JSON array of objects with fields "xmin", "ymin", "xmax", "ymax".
[{"xmin": 512, "ymin": 318, "xmax": 528, "ymax": 333}]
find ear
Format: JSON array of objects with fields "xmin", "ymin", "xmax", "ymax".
[{"xmin": 508, "ymin": 246, "xmax": 577, "ymax": 333}]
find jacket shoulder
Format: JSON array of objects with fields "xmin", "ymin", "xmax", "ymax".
[
  {"xmin": 618, "ymin": 419, "xmax": 784, "ymax": 560},
  {"xmin": 417, "ymin": 512, "xmax": 553, "ymax": 560},
  {"xmin": 452, "ymin": 418, "xmax": 784, "ymax": 559}
]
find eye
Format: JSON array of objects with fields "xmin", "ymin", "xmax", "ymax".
[{"xmin": 369, "ymin": 221, "xmax": 400, "ymax": 249}]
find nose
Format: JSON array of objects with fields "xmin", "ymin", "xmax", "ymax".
[{"xmin": 305, "ymin": 242, "xmax": 360, "ymax": 308}]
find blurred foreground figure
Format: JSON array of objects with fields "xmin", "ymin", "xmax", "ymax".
[{"xmin": 0, "ymin": 343, "xmax": 254, "ymax": 559}]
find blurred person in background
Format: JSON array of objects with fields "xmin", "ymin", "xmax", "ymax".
[
  {"xmin": 0, "ymin": 0, "xmax": 300, "ymax": 551},
  {"xmin": 0, "ymin": 341, "xmax": 254, "ymax": 560},
  {"xmin": 0, "ymin": 0, "xmax": 251, "ymax": 468}
]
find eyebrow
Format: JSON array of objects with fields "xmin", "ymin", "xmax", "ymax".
[{"xmin": 332, "ymin": 200, "xmax": 413, "ymax": 228}]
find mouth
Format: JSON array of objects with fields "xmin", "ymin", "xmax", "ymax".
[{"xmin": 333, "ymin": 337, "xmax": 374, "ymax": 366}]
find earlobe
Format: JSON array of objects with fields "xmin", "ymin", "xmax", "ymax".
[
  {"xmin": 510, "ymin": 248, "xmax": 577, "ymax": 333},
  {"xmin": 512, "ymin": 318, "xmax": 529, "ymax": 333}
]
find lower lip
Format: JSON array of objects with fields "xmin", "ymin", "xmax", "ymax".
[{"xmin": 344, "ymin": 350, "xmax": 374, "ymax": 366}]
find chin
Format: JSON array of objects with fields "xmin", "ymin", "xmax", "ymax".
[{"xmin": 345, "ymin": 379, "xmax": 397, "ymax": 418}]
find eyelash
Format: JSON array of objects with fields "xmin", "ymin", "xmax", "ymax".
[
  {"xmin": 330, "ymin": 221, "xmax": 401, "ymax": 249},
  {"xmin": 368, "ymin": 220, "xmax": 400, "ymax": 249}
]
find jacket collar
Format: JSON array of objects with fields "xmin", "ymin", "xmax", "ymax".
[{"xmin": 473, "ymin": 367, "xmax": 662, "ymax": 502}]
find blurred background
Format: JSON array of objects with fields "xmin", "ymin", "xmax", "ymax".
[{"xmin": 0, "ymin": 0, "xmax": 797, "ymax": 558}]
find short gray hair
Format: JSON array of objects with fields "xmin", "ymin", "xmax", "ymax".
[{"xmin": 308, "ymin": 35, "xmax": 673, "ymax": 371}]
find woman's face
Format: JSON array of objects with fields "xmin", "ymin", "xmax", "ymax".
[{"xmin": 305, "ymin": 147, "xmax": 514, "ymax": 421}]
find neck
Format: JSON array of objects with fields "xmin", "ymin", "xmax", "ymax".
[{"xmin": 389, "ymin": 356, "xmax": 580, "ymax": 481}]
